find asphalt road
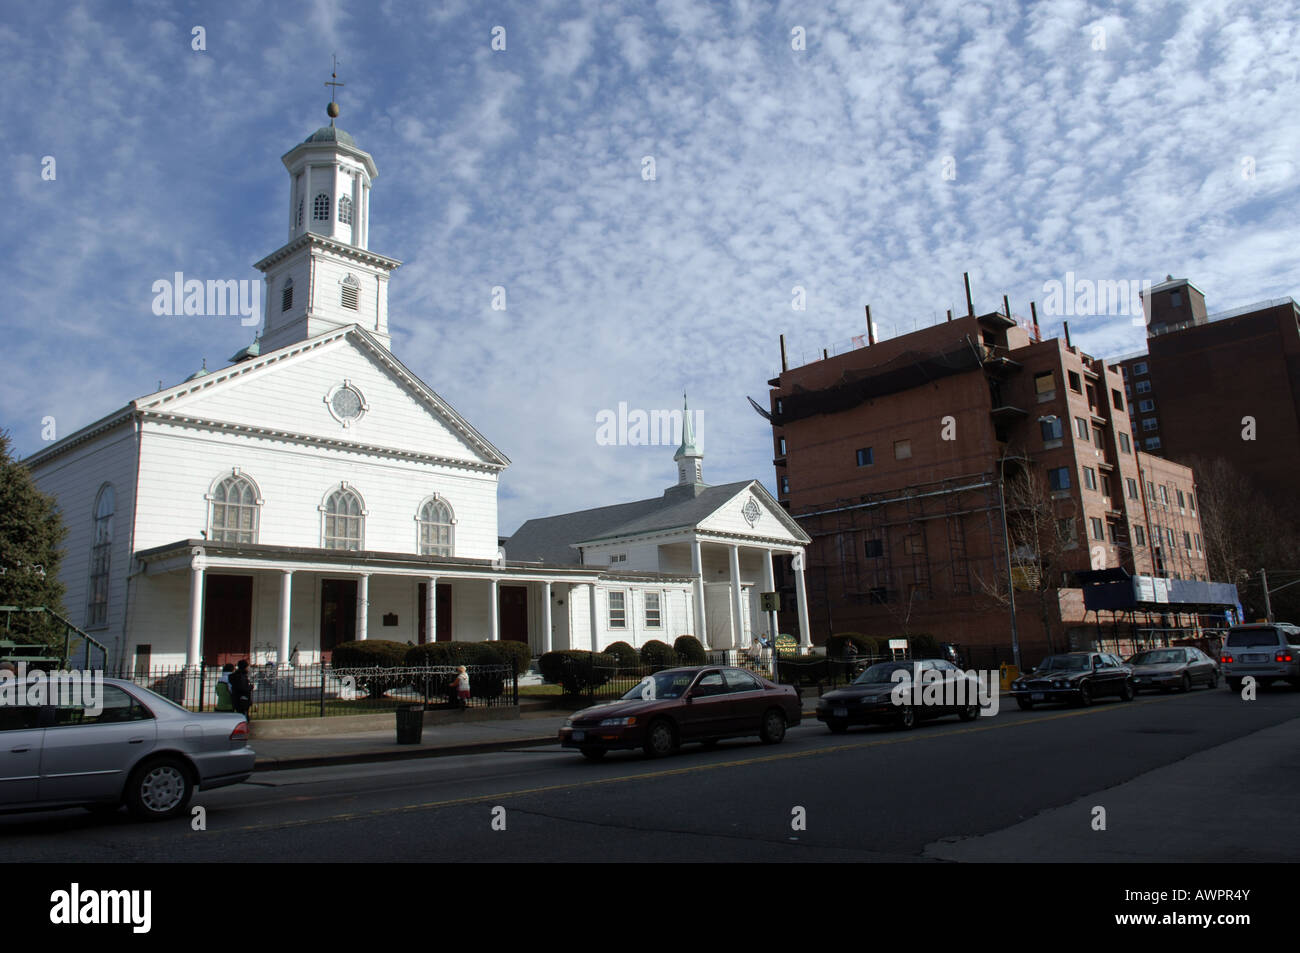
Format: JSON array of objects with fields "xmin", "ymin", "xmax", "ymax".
[{"xmin": 4, "ymin": 684, "xmax": 1298, "ymax": 862}]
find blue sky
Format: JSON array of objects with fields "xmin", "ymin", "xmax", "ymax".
[{"xmin": 5, "ymin": 0, "xmax": 1299, "ymax": 534}]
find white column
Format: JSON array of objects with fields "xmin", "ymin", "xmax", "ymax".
[
  {"xmin": 357, "ymin": 573, "xmax": 370, "ymax": 641},
  {"xmin": 187, "ymin": 557, "xmax": 205, "ymax": 668},
  {"xmin": 589, "ymin": 583, "xmax": 600, "ymax": 652},
  {"xmin": 793, "ymin": 550, "xmax": 812, "ymax": 650},
  {"xmin": 542, "ymin": 581, "xmax": 553, "ymax": 654},
  {"xmin": 763, "ymin": 548, "xmax": 778, "ymax": 640},
  {"xmin": 426, "ymin": 576, "xmax": 438, "ymax": 643},
  {"xmin": 278, "ymin": 570, "xmax": 293, "ymax": 670},
  {"xmin": 489, "ymin": 578, "xmax": 499, "ymax": 640},
  {"xmin": 691, "ymin": 537, "xmax": 709, "ymax": 648},
  {"xmin": 729, "ymin": 543, "xmax": 745, "ymax": 649}
]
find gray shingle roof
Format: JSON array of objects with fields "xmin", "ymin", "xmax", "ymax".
[{"xmin": 505, "ymin": 481, "xmax": 754, "ymax": 565}]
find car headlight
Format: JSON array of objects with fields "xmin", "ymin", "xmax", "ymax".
[
  {"xmin": 563, "ymin": 717, "xmax": 574, "ymax": 728},
  {"xmin": 599, "ymin": 716, "xmax": 637, "ymax": 727}
]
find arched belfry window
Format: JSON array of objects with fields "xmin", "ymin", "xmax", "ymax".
[
  {"xmin": 341, "ymin": 273, "xmax": 359, "ymax": 311},
  {"xmin": 322, "ymin": 485, "xmax": 364, "ymax": 550},
  {"xmin": 209, "ymin": 472, "xmax": 261, "ymax": 544},
  {"xmin": 417, "ymin": 497, "xmax": 455, "ymax": 556},
  {"xmin": 86, "ymin": 484, "xmax": 114, "ymax": 626},
  {"xmin": 281, "ymin": 277, "xmax": 294, "ymax": 312},
  {"xmin": 313, "ymin": 192, "xmax": 330, "ymax": 221},
  {"xmin": 338, "ymin": 195, "xmax": 353, "ymax": 225}
]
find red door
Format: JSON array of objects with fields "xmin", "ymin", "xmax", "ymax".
[
  {"xmin": 417, "ymin": 583, "xmax": 454, "ymax": 643},
  {"xmin": 498, "ymin": 585, "xmax": 528, "ymax": 643},
  {"xmin": 203, "ymin": 575, "xmax": 253, "ymax": 667},
  {"xmin": 320, "ymin": 578, "xmax": 357, "ymax": 662}
]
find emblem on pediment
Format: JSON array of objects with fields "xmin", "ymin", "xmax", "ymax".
[{"xmin": 742, "ymin": 497, "xmax": 761, "ymax": 527}]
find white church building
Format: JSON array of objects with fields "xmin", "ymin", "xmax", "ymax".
[{"xmin": 25, "ymin": 106, "xmax": 812, "ymax": 673}]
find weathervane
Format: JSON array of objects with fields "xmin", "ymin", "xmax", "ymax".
[{"xmin": 325, "ymin": 54, "xmax": 344, "ymax": 124}]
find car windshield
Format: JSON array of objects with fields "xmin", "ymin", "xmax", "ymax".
[
  {"xmin": 1226, "ymin": 628, "xmax": 1283, "ymax": 647},
  {"xmin": 1037, "ymin": 655, "xmax": 1089, "ymax": 672},
  {"xmin": 621, "ymin": 671, "xmax": 694, "ymax": 701},
  {"xmin": 853, "ymin": 662, "xmax": 915, "ymax": 685},
  {"xmin": 1131, "ymin": 650, "xmax": 1183, "ymax": 664}
]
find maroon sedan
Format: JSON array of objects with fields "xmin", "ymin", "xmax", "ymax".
[{"xmin": 559, "ymin": 666, "xmax": 802, "ymax": 761}]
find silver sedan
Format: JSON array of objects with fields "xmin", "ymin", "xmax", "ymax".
[{"xmin": 0, "ymin": 676, "xmax": 255, "ymax": 820}]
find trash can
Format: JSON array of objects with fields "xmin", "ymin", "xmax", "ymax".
[{"xmin": 395, "ymin": 704, "xmax": 425, "ymax": 744}]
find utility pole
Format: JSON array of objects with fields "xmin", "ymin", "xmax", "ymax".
[
  {"xmin": 998, "ymin": 477, "xmax": 1022, "ymax": 670},
  {"xmin": 1261, "ymin": 567, "xmax": 1274, "ymax": 623}
]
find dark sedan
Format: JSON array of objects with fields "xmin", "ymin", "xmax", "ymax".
[
  {"xmin": 558, "ymin": 666, "xmax": 801, "ymax": 761},
  {"xmin": 1127, "ymin": 647, "xmax": 1220, "ymax": 693},
  {"xmin": 815, "ymin": 659, "xmax": 981, "ymax": 733},
  {"xmin": 1010, "ymin": 652, "xmax": 1134, "ymax": 709}
]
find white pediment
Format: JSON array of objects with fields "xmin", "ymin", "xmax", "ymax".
[{"xmin": 697, "ymin": 482, "xmax": 811, "ymax": 544}]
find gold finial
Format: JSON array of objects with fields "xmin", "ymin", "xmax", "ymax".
[{"xmin": 325, "ymin": 54, "xmax": 344, "ymax": 123}]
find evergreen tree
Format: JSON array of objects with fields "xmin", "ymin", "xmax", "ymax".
[{"xmin": 0, "ymin": 430, "xmax": 68, "ymax": 647}]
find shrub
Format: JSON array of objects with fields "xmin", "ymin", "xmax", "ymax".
[
  {"xmin": 673, "ymin": 635, "xmax": 706, "ymax": 665},
  {"xmin": 402, "ymin": 641, "xmax": 513, "ymax": 701},
  {"xmin": 538, "ymin": 650, "xmax": 617, "ymax": 694},
  {"xmin": 639, "ymin": 639, "xmax": 678, "ymax": 669},
  {"xmin": 776, "ymin": 654, "xmax": 828, "ymax": 685},
  {"xmin": 331, "ymin": 640, "xmax": 410, "ymax": 698},
  {"xmin": 603, "ymin": 641, "xmax": 641, "ymax": 674},
  {"xmin": 826, "ymin": 633, "xmax": 873, "ymax": 658},
  {"xmin": 484, "ymin": 639, "xmax": 532, "ymax": 675}
]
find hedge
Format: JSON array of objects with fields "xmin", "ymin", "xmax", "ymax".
[
  {"xmin": 826, "ymin": 633, "xmax": 874, "ymax": 658},
  {"xmin": 538, "ymin": 650, "xmax": 618, "ymax": 694},
  {"xmin": 602, "ymin": 641, "xmax": 641, "ymax": 674},
  {"xmin": 639, "ymin": 639, "xmax": 678, "ymax": 668},
  {"xmin": 330, "ymin": 640, "xmax": 412, "ymax": 698},
  {"xmin": 673, "ymin": 635, "xmax": 706, "ymax": 665}
]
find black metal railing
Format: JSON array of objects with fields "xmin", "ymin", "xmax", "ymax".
[{"xmin": 98, "ymin": 662, "xmax": 518, "ymax": 719}]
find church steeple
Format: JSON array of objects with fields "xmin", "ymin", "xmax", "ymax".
[
  {"xmin": 673, "ymin": 394, "xmax": 704, "ymax": 487},
  {"xmin": 253, "ymin": 66, "xmax": 402, "ymax": 353}
]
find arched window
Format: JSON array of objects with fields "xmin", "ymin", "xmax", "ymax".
[
  {"xmin": 210, "ymin": 473, "xmax": 260, "ymax": 544},
  {"xmin": 323, "ymin": 486, "xmax": 364, "ymax": 550},
  {"xmin": 86, "ymin": 484, "xmax": 114, "ymax": 626},
  {"xmin": 340, "ymin": 273, "xmax": 359, "ymax": 311},
  {"xmin": 313, "ymin": 192, "xmax": 330, "ymax": 221},
  {"xmin": 281, "ymin": 277, "xmax": 293, "ymax": 312},
  {"xmin": 338, "ymin": 195, "xmax": 353, "ymax": 225},
  {"xmin": 417, "ymin": 497, "xmax": 455, "ymax": 556}
]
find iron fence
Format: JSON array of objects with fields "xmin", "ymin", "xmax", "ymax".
[{"xmin": 100, "ymin": 662, "xmax": 518, "ymax": 719}]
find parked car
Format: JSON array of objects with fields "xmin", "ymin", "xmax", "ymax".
[
  {"xmin": 1219, "ymin": 623, "xmax": 1300, "ymax": 691},
  {"xmin": 0, "ymin": 676, "xmax": 255, "ymax": 820},
  {"xmin": 815, "ymin": 659, "xmax": 981, "ymax": 733},
  {"xmin": 1127, "ymin": 647, "xmax": 1219, "ymax": 693},
  {"xmin": 1010, "ymin": 652, "xmax": 1134, "ymax": 709},
  {"xmin": 558, "ymin": 666, "xmax": 801, "ymax": 761}
]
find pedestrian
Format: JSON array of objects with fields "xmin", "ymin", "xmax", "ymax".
[
  {"xmin": 448, "ymin": 665, "xmax": 470, "ymax": 709},
  {"xmin": 215, "ymin": 663, "xmax": 235, "ymax": 712},
  {"xmin": 229, "ymin": 659, "xmax": 253, "ymax": 721}
]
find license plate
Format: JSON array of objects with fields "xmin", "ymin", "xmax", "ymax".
[
  {"xmin": 1245, "ymin": 654, "xmax": 1267, "ymax": 662},
  {"xmin": 833, "ymin": 708, "xmax": 847, "ymax": 718},
  {"xmin": 571, "ymin": 730, "xmax": 585, "ymax": 741},
  {"xmin": 1032, "ymin": 693, "xmax": 1045, "ymax": 701}
]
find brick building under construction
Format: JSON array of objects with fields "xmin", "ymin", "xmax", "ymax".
[{"xmin": 758, "ymin": 281, "xmax": 1238, "ymax": 668}]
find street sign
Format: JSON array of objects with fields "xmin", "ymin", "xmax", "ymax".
[{"xmin": 760, "ymin": 592, "xmax": 780, "ymax": 612}]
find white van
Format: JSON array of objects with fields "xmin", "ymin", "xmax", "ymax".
[{"xmin": 1220, "ymin": 624, "xmax": 1300, "ymax": 690}]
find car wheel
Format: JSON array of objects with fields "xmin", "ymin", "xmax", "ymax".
[
  {"xmin": 642, "ymin": 719, "xmax": 677, "ymax": 758},
  {"xmin": 125, "ymin": 757, "xmax": 194, "ymax": 821},
  {"xmin": 895, "ymin": 705, "xmax": 916, "ymax": 730},
  {"xmin": 958, "ymin": 703, "xmax": 979, "ymax": 721},
  {"xmin": 1179, "ymin": 674, "xmax": 1191, "ymax": 693},
  {"xmin": 580, "ymin": 748, "xmax": 606, "ymax": 762},
  {"xmin": 759, "ymin": 709, "xmax": 787, "ymax": 744},
  {"xmin": 1119, "ymin": 680, "xmax": 1133, "ymax": 702},
  {"xmin": 1016, "ymin": 697, "xmax": 1034, "ymax": 711},
  {"xmin": 826, "ymin": 719, "xmax": 848, "ymax": 734},
  {"xmin": 1078, "ymin": 683, "xmax": 1093, "ymax": 707},
  {"xmin": 1226, "ymin": 677, "xmax": 1242, "ymax": 692}
]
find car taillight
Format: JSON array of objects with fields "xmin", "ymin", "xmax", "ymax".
[
  {"xmin": 229, "ymin": 722, "xmax": 249, "ymax": 742},
  {"xmin": 1276, "ymin": 653, "xmax": 1294, "ymax": 663},
  {"xmin": 1220, "ymin": 655, "xmax": 1232, "ymax": 663}
]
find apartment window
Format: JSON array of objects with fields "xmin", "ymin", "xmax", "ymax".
[
  {"xmin": 1049, "ymin": 467, "xmax": 1071, "ymax": 491},
  {"xmin": 1118, "ymin": 432, "xmax": 1131, "ymax": 454},
  {"xmin": 1100, "ymin": 477, "xmax": 1113, "ymax": 500},
  {"xmin": 1112, "ymin": 389, "xmax": 1124, "ymax": 411},
  {"xmin": 1183, "ymin": 531, "xmax": 1193, "ymax": 551},
  {"xmin": 1188, "ymin": 493, "xmax": 1195, "ymax": 512},
  {"xmin": 1075, "ymin": 417, "xmax": 1089, "ymax": 440},
  {"xmin": 1082, "ymin": 467, "xmax": 1098, "ymax": 491},
  {"xmin": 1134, "ymin": 526, "xmax": 1146, "ymax": 546},
  {"xmin": 1108, "ymin": 522, "xmax": 1121, "ymax": 543},
  {"xmin": 868, "ymin": 587, "xmax": 890, "ymax": 604},
  {"xmin": 777, "ymin": 436, "xmax": 786, "ymax": 455},
  {"xmin": 1146, "ymin": 481, "xmax": 1156, "ymax": 499},
  {"xmin": 1195, "ymin": 532, "xmax": 1203, "ymax": 552},
  {"xmin": 1094, "ymin": 427, "xmax": 1105, "ymax": 450},
  {"xmin": 86, "ymin": 484, "xmax": 114, "ymax": 627},
  {"xmin": 1041, "ymin": 417, "xmax": 1063, "ymax": 441},
  {"xmin": 864, "ymin": 539, "xmax": 884, "ymax": 558},
  {"xmin": 1138, "ymin": 399, "xmax": 1155, "ymax": 413},
  {"xmin": 779, "ymin": 476, "xmax": 789, "ymax": 495},
  {"xmin": 1144, "ymin": 436, "xmax": 1162, "ymax": 449},
  {"xmin": 1057, "ymin": 518, "xmax": 1077, "ymax": 544},
  {"xmin": 1126, "ymin": 477, "xmax": 1139, "ymax": 500},
  {"xmin": 1136, "ymin": 380, "xmax": 1151, "ymax": 394},
  {"xmin": 1034, "ymin": 372, "xmax": 1055, "ymax": 399},
  {"xmin": 1090, "ymin": 517, "xmax": 1105, "ymax": 541},
  {"xmin": 1171, "ymin": 292, "xmax": 1182, "ymax": 307},
  {"xmin": 894, "ymin": 439, "xmax": 911, "ymax": 460},
  {"xmin": 1121, "ymin": 366, "xmax": 1130, "ymax": 378},
  {"xmin": 644, "ymin": 592, "xmax": 661, "ymax": 629},
  {"xmin": 856, "ymin": 447, "xmax": 873, "ymax": 467},
  {"xmin": 1159, "ymin": 485, "xmax": 1170, "ymax": 506},
  {"xmin": 775, "ymin": 398, "xmax": 784, "ymax": 415},
  {"xmin": 1068, "ymin": 371, "xmax": 1083, "ymax": 394},
  {"xmin": 1142, "ymin": 418, "xmax": 1159, "ymax": 431},
  {"xmin": 1176, "ymin": 488, "xmax": 1185, "ymax": 509},
  {"xmin": 607, "ymin": 591, "xmax": 626, "ymax": 629},
  {"xmin": 1134, "ymin": 362, "xmax": 1148, "ymax": 375}
]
